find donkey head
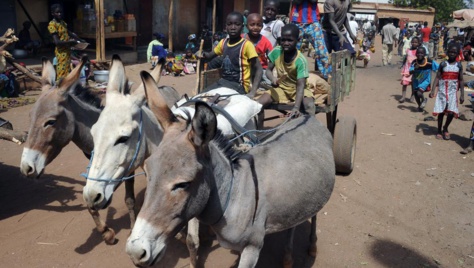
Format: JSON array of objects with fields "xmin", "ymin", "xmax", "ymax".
[
  {"xmin": 83, "ymin": 55, "xmax": 165, "ymax": 210},
  {"xmin": 20, "ymin": 57, "xmax": 86, "ymax": 177},
  {"xmin": 126, "ymin": 71, "xmax": 217, "ymax": 267}
]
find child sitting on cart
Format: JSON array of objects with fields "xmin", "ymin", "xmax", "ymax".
[
  {"xmin": 243, "ymin": 13, "xmax": 273, "ymax": 88},
  {"xmin": 201, "ymin": 11, "xmax": 263, "ymax": 96},
  {"xmin": 257, "ymin": 23, "xmax": 315, "ymax": 117}
]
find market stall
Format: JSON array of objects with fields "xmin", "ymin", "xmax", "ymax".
[{"xmin": 73, "ymin": 0, "xmax": 136, "ymax": 61}]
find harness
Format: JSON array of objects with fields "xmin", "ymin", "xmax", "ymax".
[{"xmin": 81, "ymin": 110, "xmax": 145, "ymax": 182}]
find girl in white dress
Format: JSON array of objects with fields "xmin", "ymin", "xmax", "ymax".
[{"xmin": 430, "ymin": 44, "xmax": 465, "ymax": 140}]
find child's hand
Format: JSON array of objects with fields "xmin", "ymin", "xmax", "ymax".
[
  {"xmin": 460, "ymin": 95, "xmax": 465, "ymax": 104},
  {"xmin": 429, "ymin": 92, "xmax": 434, "ymax": 98},
  {"xmin": 288, "ymin": 108, "xmax": 301, "ymax": 118},
  {"xmin": 271, "ymin": 78, "xmax": 279, "ymax": 88}
]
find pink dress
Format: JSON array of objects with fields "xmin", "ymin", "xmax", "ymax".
[{"xmin": 401, "ymin": 48, "xmax": 417, "ymax": 85}]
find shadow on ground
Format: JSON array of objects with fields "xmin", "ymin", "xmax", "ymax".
[
  {"xmin": 370, "ymin": 238, "xmax": 441, "ymax": 268},
  {"xmin": 194, "ymin": 219, "xmax": 316, "ymax": 268},
  {"xmin": 0, "ymin": 162, "xmax": 84, "ymax": 220},
  {"xmin": 416, "ymin": 122, "xmax": 468, "ymax": 148}
]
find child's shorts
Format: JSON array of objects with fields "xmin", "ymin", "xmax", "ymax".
[{"xmin": 268, "ymin": 87, "xmax": 314, "ymax": 103}]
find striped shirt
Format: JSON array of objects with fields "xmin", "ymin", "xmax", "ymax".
[
  {"xmin": 291, "ymin": 1, "xmax": 320, "ymax": 24},
  {"xmin": 214, "ymin": 38, "xmax": 258, "ymax": 92}
]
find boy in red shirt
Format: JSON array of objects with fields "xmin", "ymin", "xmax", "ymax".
[
  {"xmin": 244, "ymin": 13, "xmax": 273, "ymax": 88},
  {"xmin": 420, "ymin": 21, "xmax": 431, "ymax": 53}
]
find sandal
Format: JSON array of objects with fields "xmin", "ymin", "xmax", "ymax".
[
  {"xmin": 436, "ymin": 134, "xmax": 443, "ymax": 140},
  {"xmin": 443, "ymin": 131, "xmax": 450, "ymax": 140}
]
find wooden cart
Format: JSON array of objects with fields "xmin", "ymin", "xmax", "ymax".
[{"xmin": 197, "ymin": 50, "xmax": 357, "ymax": 174}]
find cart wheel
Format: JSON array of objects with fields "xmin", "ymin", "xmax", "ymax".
[{"xmin": 333, "ymin": 116, "xmax": 357, "ymax": 174}]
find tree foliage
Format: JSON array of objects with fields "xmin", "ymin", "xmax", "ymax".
[{"xmin": 388, "ymin": 0, "xmax": 473, "ymax": 22}]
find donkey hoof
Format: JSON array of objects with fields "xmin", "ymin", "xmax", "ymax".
[
  {"xmin": 102, "ymin": 228, "xmax": 116, "ymax": 245},
  {"xmin": 175, "ymin": 231, "xmax": 187, "ymax": 244},
  {"xmin": 308, "ymin": 244, "xmax": 317, "ymax": 257}
]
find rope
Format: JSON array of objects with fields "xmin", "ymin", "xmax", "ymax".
[
  {"xmin": 229, "ymin": 114, "xmax": 295, "ymax": 143},
  {"xmin": 81, "ymin": 110, "xmax": 145, "ymax": 182},
  {"xmin": 212, "ymin": 167, "xmax": 235, "ymax": 226}
]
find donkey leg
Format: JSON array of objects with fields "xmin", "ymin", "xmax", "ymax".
[
  {"xmin": 238, "ymin": 243, "xmax": 263, "ymax": 268},
  {"xmin": 308, "ymin": 215, "xmax": 317, "ymax": 257},
  {"xmin": 186, "ymin": 218, "xmax": 200, "ymax": 268},
  {"xmin": 124, "ymin": 177, "xmax": 136, "ymax": 229},
  {"xmin": 87, "ymin": 207, "xmax": 116, "ymax": 245},
  {"xmin": 283, "ymin": 227, "xmax": 295, "ymax": 268}
]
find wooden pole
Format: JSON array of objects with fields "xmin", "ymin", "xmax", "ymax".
[
  {"xmin": 168, "ymin": 0, "xmax": 174, "ymax": 52},
  {"xmin": 193, "ymin": 39, "xmax": 204, "ymax": 95},
  {"xmin": 212, "ymin": 0, "xmax": 216, "ymax": 34},
  {"xmin": 94, "ymin": 0, "xmax": 105, "ymax": 62},
  {"xmin": 260, "ymin": 0, "xmax": 264, "ymax": 15},
  {"xmin": 5, "ymin": 57, "xmax": 42, "ymax": 84},
  {"xmin": 288, "ymin": 1, "xmax": 293, "ymax": 21}
]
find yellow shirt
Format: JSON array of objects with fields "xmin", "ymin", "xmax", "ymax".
[{"xmin": 213, "ymin": 38, "xmax": 258, "ymax": 92}]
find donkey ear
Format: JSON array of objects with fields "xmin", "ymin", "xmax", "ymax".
[
  {"xmin": 140, "ymin": 71, "xmax": 178, "ymax": 129},
  {"xmin": 107, "ymin": 54, "xmax": 128, "ymax": 94},
  {"xmin": 190, "ymin": 102, "xmax": 217, "ymax": 147},
  {"xmin": 158, "ymin": 86, "xmax": 181, "ymax": 109},
  {"xmin": 41, "ymin": 57, "xmax": 56, "ymax": 87},
  {"xmin": 57, "ymin": 56, "xmax": 86, "ymax": 94},
  {"xmin": 131, "ymin": 62, "xmax": 164, "ymax": 105}
]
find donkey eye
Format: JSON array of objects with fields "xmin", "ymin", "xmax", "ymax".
[
  {"xmin": 44, "ymin": 119, "xmax": 56, "ymax": 127},
  {"xmin": 115, "ymin": 136, "xmax": 129, "ymax": 145},
  {"xmin": 172, "ymin": 182, "xmax": 190, "ymax": 191}
]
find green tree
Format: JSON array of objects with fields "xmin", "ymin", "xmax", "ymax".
[{"xmin": 388, "ymin": 0, "xmax": 474, "ymax": 22}]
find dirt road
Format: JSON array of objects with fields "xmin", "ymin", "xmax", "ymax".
[{"xmin": 0, "ymin": 37, "xmax": 473, "ymax": 268}]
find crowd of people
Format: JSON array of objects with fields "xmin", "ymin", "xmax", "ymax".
[
  {"xmin": 44, "ymin": 1, "xmax": 473, "ymax": 154},
  {"xmin": 146, "ymin": 0, "xmax": 358, "ymax": 117},
  {"xmin": 375, "ymin": 19, "xmax": 473, "ymax": 153}
]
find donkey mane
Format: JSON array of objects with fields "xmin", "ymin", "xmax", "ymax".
[
  {"xmin": 69, "ymin": 85, "xmax": 104, "ymax": 110},
  {"xmin": 212, "ymin": 131, "xmax": 241, "ymax": 162}
]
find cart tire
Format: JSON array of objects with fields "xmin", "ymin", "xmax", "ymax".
[{"xmin": 333, "ymin": 116, "xmax": 357, "ymax": 174}]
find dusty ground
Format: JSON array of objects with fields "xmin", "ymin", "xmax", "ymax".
[{"xmin": 0, "ymin": 36, "xmax": 473, "ymax": 268}]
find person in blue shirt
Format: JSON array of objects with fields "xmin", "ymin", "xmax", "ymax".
[
  {"xmin": 148, "ymin": 33, "xmax": 167, "ymax": 69},
  {"xmin": 409, "ymin": 46, "xmax": 439, "ymax": 111}
]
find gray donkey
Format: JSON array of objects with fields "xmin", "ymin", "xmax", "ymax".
[{"xmin": 126, "ymin": 71, "xmax": 336, "ymax": 268}]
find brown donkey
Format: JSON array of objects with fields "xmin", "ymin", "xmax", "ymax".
[{"xmin": 126, "ymin": 71, "xmax": 336, "ymax": 268}]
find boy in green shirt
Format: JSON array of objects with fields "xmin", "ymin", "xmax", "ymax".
[{"xmin": 257, "ymin": 24, "xmax": 315, "ymax": 117}]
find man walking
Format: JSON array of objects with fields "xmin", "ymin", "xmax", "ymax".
[
  {"xmin": 381, "ymin": 18, "xmax": 398, "ymax": 66},
  {"xmin": 322, "ymin": 0, "xmax": 357, "ymax": 55}
]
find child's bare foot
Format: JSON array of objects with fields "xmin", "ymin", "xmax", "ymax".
[
  {"xmin": 420, "ymin": 98, "xmax": 428, "ymax": 109},
  {"xmin": 410, "ymin": 95, "xmax": 415, "ymax": 102},
  {"xmin": 460, "ymin": 147, "xmax": 473, "ymax": 154},
  {"xmin": 399, "ymin": 98, "xmax": 405, "ymax": 103}
]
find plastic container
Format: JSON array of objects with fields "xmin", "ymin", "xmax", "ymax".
[{"xmin": 93, "ymin": 70, "xmax": 109, "ymax": 83}]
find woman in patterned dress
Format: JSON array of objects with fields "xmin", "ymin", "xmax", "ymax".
[
  {"xmin": 48, "ymin": 4, "xmax": 83, "ymax": 81},
  {"xmin": 430, "ymin": 44, "xmax": 465, "ymax": 140}
]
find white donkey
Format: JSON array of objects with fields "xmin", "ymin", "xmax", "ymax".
[
  {"xmin": 82, "ymin": 57, "xmax": 261, "ymax": 267},
  {"xmin": 125, "ymin": 72, "xmax": 336, "ymax": 268}
]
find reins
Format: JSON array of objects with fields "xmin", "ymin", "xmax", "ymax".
[
  {"xmin": 212, "ymin": 114, "xmax": 298, "ymax": 225},
  {"xmin": 211, "ymin": 165, "xmax": 235, "ymax": 226},
  {"xmin": 81, "ymin": 110, "xmax": 145, "ymax": 182},
  {"xmin": 228, "ymin": 114, "xmax": 296, "ymax": 145}
]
